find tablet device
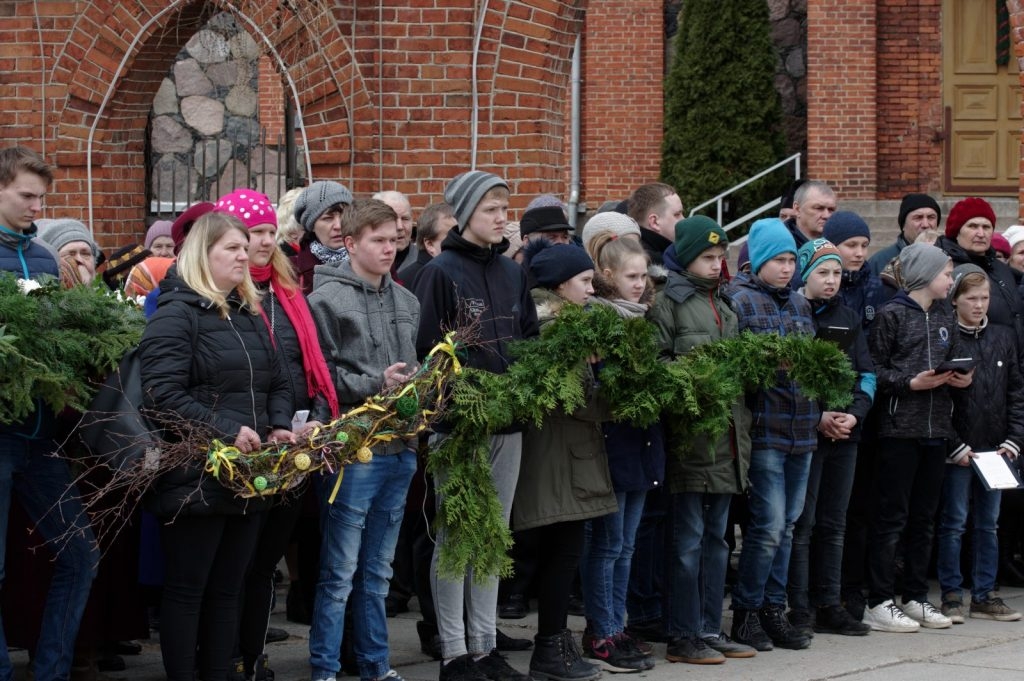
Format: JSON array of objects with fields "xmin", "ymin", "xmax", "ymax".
[
  {"xmin": 934, "ymin": 357, "xmax": 979, "ymax": 374},
  {"xmin": 815, "ymin": 325, "xmax": 856, "ymax": 350}
]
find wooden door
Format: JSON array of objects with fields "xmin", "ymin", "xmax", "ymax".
[{"xmin": 943, "ymin": 0, "xmax": 1020, "ymax": 194}]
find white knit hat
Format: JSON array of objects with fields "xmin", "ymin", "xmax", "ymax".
[{"xmin": 580, "ymin": 212, "xmax": 641, "ymax": 251}]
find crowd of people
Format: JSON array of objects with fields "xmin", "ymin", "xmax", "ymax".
[{"xmin": 3, "ymin": 142, "xmax": 1024, "ymax": 681}]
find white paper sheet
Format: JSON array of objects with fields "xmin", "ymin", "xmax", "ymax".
[{"xmin": 971, "ymin": 450, "xmax": 1022, "ymax": 490}]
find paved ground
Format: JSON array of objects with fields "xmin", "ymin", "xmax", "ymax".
[{"xmin": 13, "ymin": 583, "xmax": 1024, "ymax": 681}]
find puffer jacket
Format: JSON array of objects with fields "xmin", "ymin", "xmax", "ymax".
[
  {"xmin": 140, "ymin": 272, "xmax": 292, "ymax": 518},
  {"xmin": 937, "ymin": 236, "xmax": 1024, "ymax": 335},
  {"xmin": 307, "ymin": 260, "xmax": 419, "ymax": 410},
  {"xmin": 728, "ymin": 273, "xmax": 819, "ymax": 454},
  {"xmin": 868, "ymin": 292, "xmax": 961, "ymax": 441},
  {"xmin": 258, "ymin": 283, "xmax": 306, "ymax": 414},
  {"xmin": 805, "ymin": 295, "xmax": 876, "ymax": 442},
  {"xmin": 649, "ymin": 265, "xmax": 751, "ymax": 494},
  {"xmin": 513, "ymin": 289, "xmax": 616, "ymax": 531},
  {"xmin": 1, "ymin": 224, "xmax": 60, "ymax": 439},
  {"xmin": 948, "ymin": 319, "xmax": 1024, "ymax": 463}
]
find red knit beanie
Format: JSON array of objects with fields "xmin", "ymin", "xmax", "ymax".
[{"xmin": 945, "ymin": 197, "xmax": 997, "ymax": 239}]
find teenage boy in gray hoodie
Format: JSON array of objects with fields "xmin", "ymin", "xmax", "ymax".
[{"xmin": 307, "ymin": 199, "xmax": 420, "ymax": 681}]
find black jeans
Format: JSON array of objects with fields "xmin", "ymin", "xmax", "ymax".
[
  {"xmin": 866, "ymin": 438, "xmax": 946, "ymax": 607},
  {"xmin": 238, "ymin": 496, "xmax": 305, "ymax": 671},
  {"xmin": 519, "ymin": 520, "xmax": 586, "ymax": 636},
  {"xmin": 788, "ymin": 439, "xmax": 858, "ymax": 610},
  {"xmin": 160, "ymin": 513, "xmax": 262, "ymax": 681}
]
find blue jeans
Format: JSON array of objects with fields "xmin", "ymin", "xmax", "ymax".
[
  {"xmin": 667, "ymin": 492, "xmax": 731, "ymax": 638},
  {"xmin": 732, "ymin": 449, "xmax": 812, "ymax": 610},
  {"xmin": 309, "ymin": 450, "xmax": 417, "ymax": 681},
  {"xmin": 0, "ymin": 435, "xmax": 98, "ymax": 681},
  {"xmin": 581, "ymin": 490, "xmax": 646, "ymax": 638},
  {"xmin": 626, "ymin": 486, "xmax": 668, "ymax": 625},
  {"xmin": 937, "ymin": 463, "xmax": 1001, "ymax": 601},
  {"xmin": 788, "ymin": 439, "xmax": 857, "ymax": 610}
]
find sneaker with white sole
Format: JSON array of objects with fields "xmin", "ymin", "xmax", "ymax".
[
  {"xmin": 901, "ymin": 600, "xmax": 952, "ymax": 629},
  {"xmin": 862, "ymin": 600, "xmax": 920, "ymax": 633},
  {"xmin": 969, "ymin": 594, "xmax": 1023, "ymax": 621}
]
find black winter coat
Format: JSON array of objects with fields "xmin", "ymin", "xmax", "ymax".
[
  {"xmin": 937, "ymin": 236, "xmax": 1024, "ymax": 336},
  {"xmin": 139, "ymin": 273, "xmax": 292, "ymax": 518},
  {"xmin": 948, "ymin": 320, "xmax": 1024, "ymax": 462},
  {"xmin": 868, "ymin": 292, "xmax": 961, "ymax": 441},
  {"xmin": 412, "ymin": 229, "xmax": 539, "ymax": 431},
  {"xmin": 806, "ymin": 296, "xmax": 875, "ymax": 442}
]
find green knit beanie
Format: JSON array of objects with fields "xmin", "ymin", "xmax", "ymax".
[{"xmin": 674, "ymin": 215, "xmax": 727, "ymax": 269}]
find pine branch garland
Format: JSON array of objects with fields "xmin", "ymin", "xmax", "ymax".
[{"xmin": 0, "ymin": 273, "xmax": 145, "ymax": 423}]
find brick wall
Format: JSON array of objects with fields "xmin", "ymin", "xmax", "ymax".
[
  {"xmin": 1, "ymin": 0, "xmax": 619, "ymax": 249},
  {"xmin": 806, "ymin": 0, "xmax": 877, "ymax": 199},
  {"xmin": 876, "ymin": 0, "xmax": 942, "ymax": 199},
  {"xmin": 580, "ymin": 0, "xmax": 664, "ymax": 206}
]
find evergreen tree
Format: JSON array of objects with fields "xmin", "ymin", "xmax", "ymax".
[{"xmin": 661, "ymin": 0, "xmax": 785, "ymax": 220}]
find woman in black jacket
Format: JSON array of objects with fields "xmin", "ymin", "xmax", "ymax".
[
  {"xmin": 139, "ymin": 211, "xmax": 294, "ymax": 681},
  {"xmin": 212, "ymin": 189, "xmax": 340, "ymax": 680}
]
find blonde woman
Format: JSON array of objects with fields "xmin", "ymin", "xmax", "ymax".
[{"xmin": 138, "ymin": 211, "xmax": 294, "ymax": 681}]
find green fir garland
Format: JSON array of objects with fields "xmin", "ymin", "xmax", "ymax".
[
  {"xmin": 0, "ymin": 273, "xmax": 145, "ymax": 423},
  {"xmin": 429, "ymin": 303, "xmax": 857, "ymax": 579}
]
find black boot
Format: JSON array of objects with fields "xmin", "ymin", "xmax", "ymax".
[
  {"xmin": 731, "ymin": 608, "xmax": 773, "ymax": 651},
  {"xmin": 758, "ymin": 604, "xmax": 811, "ymax": 650},
  {"xmin": 529, "ymin": 630, "xmax": 601, "ymax": 681}
]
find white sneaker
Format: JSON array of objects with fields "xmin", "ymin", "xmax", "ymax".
[
  {"xmin": 862, "ymin": 599, "xmax": 921, "ymax": 632},
  {"xmin": 902, "ymin": 599, "xmax": 953, "ymax": 629}
]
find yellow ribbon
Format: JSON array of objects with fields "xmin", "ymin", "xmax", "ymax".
[
  {"xmin": 206, "ymin": 442, "xmax": 241, "ymax": 481},
  {"xmin": 427, "ymin": 333, "xmax": 462, "ymax": 375}
]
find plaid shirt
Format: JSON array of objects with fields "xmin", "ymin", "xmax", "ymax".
[{"xmin": 729, "ymin": 274, "xmax": 820, "ymax": 454}]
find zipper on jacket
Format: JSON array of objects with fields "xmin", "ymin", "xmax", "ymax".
[
  {"xmin": 228, "ymin": 315, "xmax": 259, "ymax": 431},
  {"xmin": 925, "ymin": 310, "xmax": 933, "ymax": 438}
]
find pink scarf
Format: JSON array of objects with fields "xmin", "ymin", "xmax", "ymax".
[{"xmin": 251, "ymin": 263, "xmax": 340, "ymax": 418}]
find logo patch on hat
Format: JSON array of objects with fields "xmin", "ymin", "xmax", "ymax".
[{"xmin": 708, "ymin": 232, "xmax": 720, "ymax": 244}]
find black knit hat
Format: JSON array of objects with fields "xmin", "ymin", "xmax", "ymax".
[{"xmin": 898, "ymin": 194, "xmax": 942, "ymax": 230}]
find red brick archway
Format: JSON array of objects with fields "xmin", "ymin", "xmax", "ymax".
[{"xmin": 1, "ymin": 0, "xmax": 592, "ymax": 249}]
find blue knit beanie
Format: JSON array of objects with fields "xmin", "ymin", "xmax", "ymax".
[
  {"xmin": 823, "ymin": 210, "xmax": 871, "ymax": 246},
  {"xmin": 528, "ymin": 242, "xmax": 595, "ymax": 289},
  {"xmin": 748, "ymin": 218, "xmax": 796, "ymax": 275}
]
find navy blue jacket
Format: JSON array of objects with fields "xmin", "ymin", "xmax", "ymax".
[
  {"xmin": 835, "ymin": 267, "xmax": 892, "ymax": 330},
  {"xmin": 0, "ymin": 224, "xmax": 60, "ymax": 439}
]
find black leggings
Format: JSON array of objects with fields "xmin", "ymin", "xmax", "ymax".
[
  {"xmin": 160, "ymin": 513, "xmax": 262, "ymax": 681},
  {"xmin": 518, "ymin": 520, "xmax": 586, "ymax": 637},
  {"xmin": 238, "ymin": 497, "xmax": 305, "ymax": 670}
]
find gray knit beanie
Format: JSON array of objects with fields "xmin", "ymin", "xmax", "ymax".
[
  {"xmin": 37, "ymin": 219, "xmax": 98, "ymax": 259},
  {"xmin": 899, "ymin": 242, "xmax": 950, "ymax": 292},
  {"xmin": 580, "ymin": 212, "xmax": 642, "ymax": 251},
  {"xmin": 444, "ymin": 171, "xmax": 508, "ymax": 232},
  {"xmin": 293, "ymin": 181, "xmax": 353, "ymax": 233},
  {"xmin": 948, "ymin": 263, "xmax": 987, "ymax": 301}
]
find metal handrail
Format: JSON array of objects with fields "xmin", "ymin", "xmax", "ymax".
[{"xmin": 688, "ymin": 152, "xmax": 802, "ymax": 233}]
